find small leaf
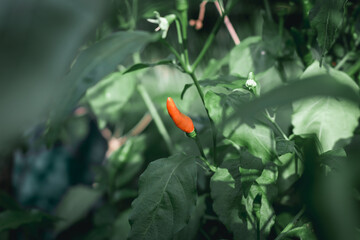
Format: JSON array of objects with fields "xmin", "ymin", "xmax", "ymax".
[
  {"xmin": 129, "ymin": 154, "xmax": 197, "ymax": 240},
  {"xmin": 180, "ymin": 83, "xmax": 193, "ymax": 100},
  {"xmin": 309, "ymin": 0, "xmax": 347, "ymax": 61},
  {"xmin": 123, "ymin": 60, "xmax": 173, "ymax": 74}
]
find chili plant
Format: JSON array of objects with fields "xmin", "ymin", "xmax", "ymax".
[{"xmin": 1, "ymin": 0, "xmax": 360, "ymax": 240}]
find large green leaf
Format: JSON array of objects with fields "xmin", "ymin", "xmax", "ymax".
[
  {"xmin": 52, "ymin": 31, "xmax": 156, "ymax": 123},
  {"xmin": 129, "ymin": 154, "xmax": 197, "ymax": 240},
  {"xmin": 205, "ymin": 90, "xmax": 276, "ymax": 163},
  {"xmin": 292, "ymin": 62, "xmax": 360, "ymax": 152},
  {"xmin": 309, "ymin": 0, "xmax": 347, "ymax": 60}
]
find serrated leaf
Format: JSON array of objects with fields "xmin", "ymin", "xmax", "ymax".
[
  {"xmin": 129, "ymin": 154, "xmax": 197, "ymax": 240},
  {"xmin": 309, "ymin": 0, "xmax": 347, "ymax": 60},
  {"xmin": 292, "ymin": 61, "xmax": 360, "ymax": 153},
  {"xmin": 211, "ymin": 159, "xmax": 256, "ymax": 240}
]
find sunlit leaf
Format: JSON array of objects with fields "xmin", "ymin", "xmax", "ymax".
[{"xmin": 292, "ymin": 62, "xmax": 360, "ymax": 152}]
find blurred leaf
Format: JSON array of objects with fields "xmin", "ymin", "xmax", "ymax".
[
  {"xmin": 86, "ymin": 71, "xmax": 137, "ymax": 125},
  {"xmin": 309, "ymin": 0, "xmax": 347, "ymax": 61},
  {"xmin": 0, "ymin": 191, "xmax": 21, "ymax": 210},
  {"xmin": 109, "ymin": 136, "xmax": 146, "ymax": 190},
  {"xmin": 111, "ymin": 209, "xmax": 131, "ymax": 240},
  {"xmin": 285, "ymin": 224, "xmax": 317, "ymax": 240},
  {"xmin": 54, "ymin": 185, "xmax": 102, "ymax": 234},
  {"xmin": 123, "ymin": 60, "xmax": 173, "ymax": 74},
  {"xmin": 0, "ymin": 0, "xmax": 105, "ymax": 153},
  {"xmin": 262, "ymin": 20, "xmax": 295, "ymax": 58},
  {"xmin": 173, "ymin": 195, "xmax": 206, "ymax": 240},
  {"xmin": 129, "ymin": 154, "xmax": 197, "ymax": 240},
  {"xmin": 229, "ymin": 36, "xmax": 276, "ymax": 77},
  {"xmin": 0, "ymin": 210, "xmax": 56, "ymax": 232},
  {"xmin": 52, "ymin": 31, "xmax": 156, "ymax": 124},
  {"xmin": 292, "ymin": 61, "xmax": 360, "ymax": 152}
]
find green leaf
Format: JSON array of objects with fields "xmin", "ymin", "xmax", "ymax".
[
  {"xmin": 123, "ymin": 60, "xmax": 173, "ymax": 74},
  {"xmin": 52, "ymin": 31, "xmax": 156, "ymax": 123},
  {"xmin": 229, "ymin": 36, "xmax": 276, "ymax": 77},
  {"xmin": 276, "ymin": 139, "xmax": 295, "ymax": 156},
  {"xmin": 205, "ymin": 90, "xmax": 276, "ymax": 163},
  {"xmin": 0, "ymin": 0, "xmax": 105, "ymax": 153},
  {"xmin": 211, "ymin": 158, "xmax": 255, "ymax": 240},
  {"xmin": 292, "ymin": 61, "xmax": 360, "ymax": 153},
  {"xmin": 210, "ymin": 151, "xmax": 276, "ymax": 239},
  {"xmin": 222, "ymin": 72, "xmax": 359, "ymax": 126},
  {"xmin": 0, "ymin": 210, "xmax": 56, "ymax": 232},
  {"xmin": 86, "ymin": 71, "xmax": 137, "ymax": 125},
  {"xmin": 309, "ymin": 0, "xmax": 347, "ymax": 60},
  {"xmin": 285, "ymin": 224, "xmax": 317, "ymax": 240},
  {"xmin": 129, "ymin": 154, "xmax": 197, "ymax": 240},
  {"xmin": 0, "ymin": 191, "xmax": 21, "ymax": 210},
  {"xmin": 54, "ymin": 186, "xmax": 102, "ymax": 234},
  {"xmin": 108, "ymin": 136, "xmax": 146, "ymax": 191},
  {"xmin": 173, "ymin": 195, "xmax": 206, "ymax": 240}
]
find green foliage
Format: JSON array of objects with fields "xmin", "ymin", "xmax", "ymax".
[
  {"xmin": 292, "ymin": 61, "xmax": 360, "ymax": 152},
  {"xmin": 2, "ymin": 0, "xmax": 360, "ymax": 239},
  {"xmin": 129, "ymin": 154, "xmax": 197, "ymax": 240},
  {"xmin": 309, "ymin": 0, "xmax": 347, "ymax": 61},
  {"xmin": 54, "ymin": 186, "xmax": 102, "ymax": 234}
]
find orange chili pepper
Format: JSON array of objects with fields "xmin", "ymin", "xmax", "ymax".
[{"xmin": 166, "ymin": 97, "xmax": 195, "ymax": 134}]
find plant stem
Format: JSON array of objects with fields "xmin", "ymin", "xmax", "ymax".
[
  {"xmin": 179, "ymin": 10, "xmax": 191, "ymax": 72},
  {"xmin": 274, "ymin": 207, "xmax": 306, "ymax": 240},
  {"xmin": 194, "ymin": 136, "xmax": 216, "ymax": 172},
  {"xmin": 346, "ymin": 58, "xmax": 360, "ymax": 77},
  {"xmin": 335, "ymin": 52, "xmax": 352, "ymax": 70},
  {"xmin": 175, "ymin": 19, "xmax": 186, "ymax": 63},
  {"xmin": 189, "ymin": 72, "xmax": 218, "ymax": 166},
  {"xmin": 137, "ymin": 84, "xmax": 174, "ymax": 154},
  {"xmin": 265, "ymin": 109, "xmax": 288, "ymax": 140},
  {"xmin": 192, "ymin": 14, "xmax": 224, "ymax": 71},
  {"xmin": 263, "ymin": 0, "xmax": 273, "ymax": 20},
  {"xmin": 161, "ymin": 39, "xmax": 185, "ymax": 67}
]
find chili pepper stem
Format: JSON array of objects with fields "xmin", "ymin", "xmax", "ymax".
[{"xmin": 193, "ymin": 135, "xmax": 216, "ymax": 172}]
